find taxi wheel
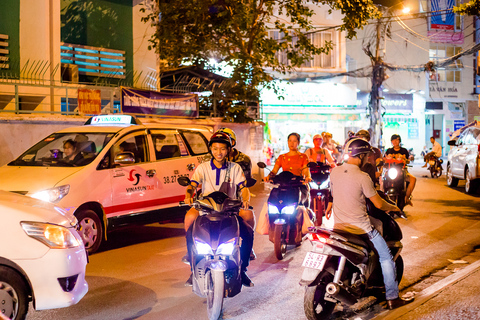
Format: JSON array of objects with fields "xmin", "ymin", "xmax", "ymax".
[
  {"xmin": 76, "ymin": 209, "xmax": 103, "ymax": 254},
  {"xmin": 0, "ymin": 266, "xmax": 29, "ymax": 320}
]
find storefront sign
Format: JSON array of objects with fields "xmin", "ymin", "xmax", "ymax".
[
  {"xmin": 357, "ymin": 92, "xmax": 413, "ymax": 112},
  {"xmin": 408, "ymin": 122, "xmax": 419, "ymax": 139},
  {"xmin": 78, "ymin": 89, "xmax": 101, "ymax": 115},
  {"xmin": 454, "ymin": 120, "xmax": 465, "ymax": 131},
  {"xmin": 430, "ymin": 0, "xmax": 455, "ymax": 30},
  {"xmin": 121, "ymin": 87, "xmax": 198, "ymax": 118},
  {"xmin": 265, "ymin": 113, "xmax": 360, "ymax": 122},
  {"xmin": 261, "ymin": 81, "xmax": 357, "ymax": 106}
]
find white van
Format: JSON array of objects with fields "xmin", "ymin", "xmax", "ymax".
[
  {"xmin": 0, "ymin": 115, "xmax": 213, "ymax": 253},
  {"xmin": 446, "ymin": 125, "xmax": 480, "ymax": 194}
]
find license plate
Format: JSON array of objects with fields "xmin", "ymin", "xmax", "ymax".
[{"xmin": 302, "ymin": 252, "xmax": 327, "ymax": 270}]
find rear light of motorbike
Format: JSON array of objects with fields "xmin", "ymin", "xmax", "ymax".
[{"xmin": 307, "ymin": 232, "xmax": 329, "ymax": 244}]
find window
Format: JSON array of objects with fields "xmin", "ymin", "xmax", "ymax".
[
  {"xmin": 429, "ymin": 44, "xmax": 462, "ymax": 83},
  {"xmin": 268, "ymin": 30, "xmax": 336, "ymax": 69},
  {"xmin": 182, "ymin": 131, "xmax": 209, "ymax": 155},
  {"xmin": 151, "ymin": 130, "xmax": 187, "ymax": 160},
  {"xmin": 110, "ymin": 133, "xmax": 148, "ymax": 166}
]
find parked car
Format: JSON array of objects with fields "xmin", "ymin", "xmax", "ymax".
[
  {"xmin": 0, "ymin": 190, "xmax": 88, "ymax": 320},
  {"xmin": 446, "ymin": 124, "xmax": 480, "ymax": 194},
  {"xmin": 0, "ymin": 115, "xmax": 213, "ymax": 253}
]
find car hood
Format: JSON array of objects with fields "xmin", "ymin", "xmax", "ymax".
[
  {"xmin": 0, "ymin": 166, "xmax": 83, "ymax": 194},
  {"xmin": 0, "ymin": 190, "xmax": 76, "ymax": 227}
]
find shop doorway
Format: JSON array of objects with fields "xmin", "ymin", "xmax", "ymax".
[{"xmin": 425, "ymin": 114, "xmax": 444, "ymax": 157}]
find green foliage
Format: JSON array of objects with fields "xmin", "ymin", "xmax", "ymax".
[
  {"xmin": 453, "ymin": 0, "xmax": 480, "ymax": 15},
  {"xmin": 142, "ymin": 0, "xmax": 379, "ymax": 122}
]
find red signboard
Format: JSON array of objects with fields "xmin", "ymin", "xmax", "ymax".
[{"xmin": 78, "ymin": 89, "xmax": 101, "ymax": 115}]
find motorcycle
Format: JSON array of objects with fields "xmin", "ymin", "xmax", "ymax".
[
  {"xmin": 382, "ymin": 158, "xmax": 408, "ymax": 212},
  {"xmin": 300, "ymin": 214, "xmax": 404, "ymax": 320},
  {"xmin": 407, "ymin": 148, "xmax": 415, "ymax": 163},
  {"xmin": 258, "ymin": 162, "xmax": 309, "ymax": 260},
  {"xmin": 308, "ymin": 162, "xmax": 331, "ymax": 226},
  {"xmin": 178, "ymin": 176, "xmax": 247, "ymax": 320},
  {"xmin": 428, "ymin": 155, "xmax": 443, "ymax": 178}
]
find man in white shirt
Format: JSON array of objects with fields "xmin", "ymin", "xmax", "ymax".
[{"xmin": 422, "ymin": 136, "xmax": 442, "ymax": 167}]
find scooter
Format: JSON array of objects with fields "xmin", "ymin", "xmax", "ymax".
[
  {"xmin": 300, "ymin": 213, "xmax": 404, "ymax": 320},
  {"xmin": 428, "ymin": 155, "xmax": 443, "ymax": 178},
  {"xmin": 178, "ymin": 176, "xmax": 246, "ymax": 320},
  {"xmin": 382, "ymin": 158, "xmax": 408, "ymax": 212},
  {"xmin": 308, "ymin": 162, "xmax": 331, "ymax": 226},
  {"xmin": 258, "ymin": 162, "xmax": 309, "ymax": 260}
]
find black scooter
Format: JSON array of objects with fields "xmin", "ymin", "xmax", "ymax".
[
  {"xmin": 382, "ymin": 158, "xmax": 408, "ymax": 212},
  {"xmin": 308, "ymin": 162, "xmax": 331, "ymax": 226},
  {"xmin": 300, "ymin": 212, "xmax": 404, "ymax": 319},
  {"xmin": 178, "ymin": 177, "xmax": 246, "ymax": 320},
  {"xmin": 258, "ymin": 162, "xmax": 309, "ymax": 260},
  {"xmin": 428, "ymin": 155, "xmax": 443, "ymax": 178}
]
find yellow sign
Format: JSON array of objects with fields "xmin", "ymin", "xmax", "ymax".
[{"xmin": 78, "ymin": 89, "xmax": 101, "ymax": 115}]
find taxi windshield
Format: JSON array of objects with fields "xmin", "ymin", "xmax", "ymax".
[{"xmin": 8, "ymin": 133, "xmax": 114, "ymax": 167}]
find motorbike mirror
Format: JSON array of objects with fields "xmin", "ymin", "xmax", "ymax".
[
  {"xmin": 177, "ymin": 176, "xmax": 191, "ymax": 187},
  {"xmin": 307, "ymin": 161, "xmax": 318, "ymax": 168},
  {"xmin": 447, "ymin": 140, "xmax": 456, "ymax": 146},
  {"xmin": 246, "ymin": 178, "xmax": 257, "ymax": 188},
  {"xmin": 257, "ymin": 162, "xmax": 267, "ymax": 169}
]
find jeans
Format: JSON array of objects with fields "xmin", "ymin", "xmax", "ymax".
[{"xmin": 367, "ymin": 228, "xmax": 399, "ymax": 300}]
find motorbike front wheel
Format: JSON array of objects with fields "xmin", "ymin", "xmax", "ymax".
[
  {"xmin": 206, "ymin": 270, "xmax": 225, "ymax": 320},
  {"xmin": 304, "ymin": 271, "xmax": 336, "ymax": 320},
  {"xmin": 274, "ymin": 224, "xmax": 287, "ymax": 260}
]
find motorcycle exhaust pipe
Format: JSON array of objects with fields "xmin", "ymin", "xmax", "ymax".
[{"xmin": 326, "ymin": 282, "xmax": 357, "ymax": 305}]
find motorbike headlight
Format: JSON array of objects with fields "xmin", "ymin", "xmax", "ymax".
[
  {"xmin": 21, "ymin": 222, "xmax": 81, "ymax": 249},
  {"xmin": 216, "ymin": 238, "xmax": 236, "ymax": 255},
  {"xmin": 194, "ymin": 239, "xmax": 213, "ymax": 255},
  {"xmin": 31, "ymin": 185, "xmax": 70, "ymax": 203},
  {"xmin": 281, "ymin": 205, "xmax": 296, "ymax": 214},
  {"xmin": 268, "ymin": 204, "xmax": 280, "ymax": 214},
  {"xmin": 388, "ymin": 168, "xmax": 398, "ymax": 180},
  {"xmin": 320, "ymin": 179, "xmax": 330, "ymax": 189},
  {"xmin": 309, "ymin": 182, "xmax": 318, "ymax": 189}
]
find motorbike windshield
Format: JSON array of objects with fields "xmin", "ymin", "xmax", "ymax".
[{"xmin": 8, "ymin": 132, "xmax": 114, "ymax": 167}]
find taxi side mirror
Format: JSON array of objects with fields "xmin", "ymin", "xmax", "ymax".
[
  {"xmin": 114, "ymin": 152, "xmax": 135, "ymax": 165},
  {"xmin": 447, "ymin": 140, "xmax": 456, "ymax": 146}
]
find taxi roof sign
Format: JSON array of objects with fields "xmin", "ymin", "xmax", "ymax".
[{"xmin": 85, "ymin": 115, "xmax": 142, "ymax": 126}]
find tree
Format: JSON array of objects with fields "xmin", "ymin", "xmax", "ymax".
[
  {"xmin": 141, "ymin": 0, "xmax": 380, "ymax": 121},
  {"xmin": 453, "ymin": 0, "xmax": 480, "ymax": 15}
]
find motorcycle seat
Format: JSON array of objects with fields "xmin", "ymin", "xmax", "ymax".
[{"xmin": 332, "ymin": 229, "xmax": 370, "ymax": 249}]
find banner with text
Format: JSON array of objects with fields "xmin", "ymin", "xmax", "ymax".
[
  {"xmin": 121, "ymin": 87, "xmax": 199, "ymax": 118},
  {"xmin": 430, "ymin": 0, "xmax": 455, "ymax": 30},
  {"xmin": 78, "ymin": 89, "xmax": 101, "ymax": 115}
]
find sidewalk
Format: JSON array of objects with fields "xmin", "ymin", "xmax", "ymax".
[{"xmin": 373, "ymin": 250, "xmax": 480, "ymax": 320}]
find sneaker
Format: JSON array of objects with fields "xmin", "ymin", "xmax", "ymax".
[
  {"xmin": 181, "ymin": 253, "xmax": 190, "ymax": 265},
  {"xmin": 241, "ymin": 271, "xmax": 254, "ymax": 287},
  {"xmin": 386, "ymin": 297, "xmax": 414, "ymax": 310},
  {"xmin": 185, "ymin": 273, "xmax": 193, "ymax": 286},
  {"xmin": 250, "ymin": 249, "xmax": 256, "ymax": 261}
]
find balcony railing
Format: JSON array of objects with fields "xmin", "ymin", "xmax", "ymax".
[
  {"xmin": 0, "ymin": 34, "xmax": 9, "ymax": 69},
  {"xmin": 60, "ymin": 42, "xmax": 126, "ymax": 79}
]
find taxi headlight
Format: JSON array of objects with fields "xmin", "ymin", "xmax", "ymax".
[
  {"xmin": 21, "ymin": 222, "xmax": 81, "ymax": 249},
  {"xmin": 281, "ymin": 205, "xmax": 296, "ymax": 214},
  {"xmin": 195, "ymin": 239, "xmax": 214, "ymax": 255},
  {"xmin": 388, "ymin": 168, "xmax": 398, "ymax": 180},
  {"xmin": 216, "ymin": 238, "xmax": 236, "ymax": 255},
  {"xmin": 31, "ymin": 185, "xmax": 70, "ymax": 203}
]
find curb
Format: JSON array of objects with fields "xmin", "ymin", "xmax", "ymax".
[{"xmin": 372, "ymin": 259, "xmax": 480, "ymax": 319}]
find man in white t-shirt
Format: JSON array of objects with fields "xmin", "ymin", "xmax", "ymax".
[
  {"xmin": 183, "ymin": 132, "xmax": 254, "ymax": 287},
  {"xmin": 422, "ymin": 136, "xmax": 442, "ymax": 167}
]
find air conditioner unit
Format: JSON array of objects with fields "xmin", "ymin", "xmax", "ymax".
[{"xmin": 61, "ymin": 63, "xmax": 79, "ymax": 83}]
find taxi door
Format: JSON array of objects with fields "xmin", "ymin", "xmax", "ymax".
[
  {"xmin": 108, "ymin": 131, "xmax": 160, "ymax": 218},
  {"xmin": 148, "ymin": 129, "xmax": 210, "ymax": 209}
]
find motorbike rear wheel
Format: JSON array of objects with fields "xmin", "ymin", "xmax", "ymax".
[
  {"xmin": 395, "ymin": 255, "xmax": 404, "ymax": 283},
  {"xmin": 206, "ymin": 270, "xmax": 225, "ymax": 320},
  {"xmin": 274, "ymin": 224, "xmax": 287, "ymax": 260},
  {"xmin": 304, "ymin": 271, "xmax": 336, "ymax": 320}
]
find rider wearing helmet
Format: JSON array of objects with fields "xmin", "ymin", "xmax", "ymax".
[
  {"xmin": 183, "ymin": 132, "xmax": 254, "ymax": 287},
  {"xmin": 216, "ymin": 127, "xmax": 256, "ymax": 187},
  {"xmin": 355, "ymin": 129, "xmax": 382, "ymax": 186},
  {"xmin": 385, "ymin": 134, "xmax": 416, "ymax": 206},
  {"xmin": 329, "ymin": 138, "xmax": 414, "ymax": 309}
]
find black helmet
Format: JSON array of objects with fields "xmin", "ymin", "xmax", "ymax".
[
  {"xmin": 209, "ymin": 132, "xmax": 232, "ymax": 148},
  {"xmin": 344, "ymin": 138, "xmax": 373, "ymax": 157},
  {"xmin": 356, "ymin": 129, "xmax": 371, "ymax": 142},
  {"xmin": 391, "ymin": 134, "xmax": 401, "ymax": 142}
]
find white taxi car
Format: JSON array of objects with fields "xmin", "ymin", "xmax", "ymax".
[
  {"xmin": 446, "ymin": 124, "xmax": 480, "ymax": 194},
  {"xmin": 0, "ymin": 115, "xmax": 213, "ymax": 253},
  {"xmin": 0, "ymin": 190, "xmax": 88, "ymax": 320}
]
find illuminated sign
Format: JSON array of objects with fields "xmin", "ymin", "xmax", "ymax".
[{"xmin": 87, "ymin": 115, "xmax": 136, "ymax": 125}]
